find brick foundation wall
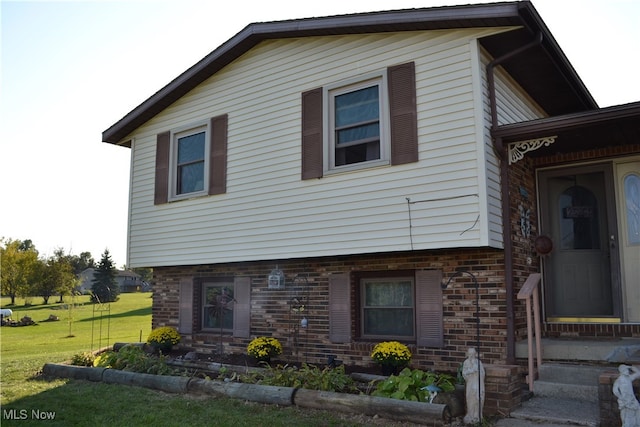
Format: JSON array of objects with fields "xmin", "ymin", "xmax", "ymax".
[
  {"xmin": 485, "ymin": 365, "xmax": 522, "ymax": 417},
  {"xmin": 151, "ymin": 248, "xmax": 507, "ymax": 374},
  {"xmin": 544, "ymin": 323, "xmax": 640, "ymax": 338}
]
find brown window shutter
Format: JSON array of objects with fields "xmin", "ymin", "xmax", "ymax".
[
  {"xmin": 178, "ymin": 277, "xmax": 194, "ymax": 334},
  {"xmin": 415, "ymin": 270, "xmax": 444, "ymax": 347},
  {"xmin": 301, "ymin": 88, "xmax": 323, "ymax": 180},
  {"xmin": 387, "ymin": 62, "xmax": 418, "ymax": 165},
  {"xmin": 154, "ymin": 131, "xmax": 170, "ymax": 205},
  {"xmin": 233, "ymin": 276, "xmax": 251, "ymax": 338},
  {"xmin": 329, "ymin": 272, "xmax": 351, "ymax": 343},
  {"xmin": 209, "ymin": 114, "xmax": 228, "ymax": 195}
]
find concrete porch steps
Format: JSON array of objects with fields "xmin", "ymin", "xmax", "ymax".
[
  {"xmin": 533, "ymin": 363, "xmax": 605, "ymax": 402},
  {"xmin": 501, "ymin": 338, "xmax": 639, "ymax": 426},
  {"xmin": 496, "ymin": 397, "xmax": 599, "ymax": 427},
  {"xmin": 496, "ymin": 364, "xmax": 604, "ymax": 426}
]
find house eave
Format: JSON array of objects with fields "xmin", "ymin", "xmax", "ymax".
[
  {"xmin": 494, "ymin": 101, "xmax": 640, "ymax": 158},
  {"xmin": 102, "ymin": 1, "xmax": 596, "ymax": 145}
]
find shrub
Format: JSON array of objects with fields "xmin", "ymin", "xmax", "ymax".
[
  {"xmin": 147, "ymin": 326, "xmax": 181, "ymax": 352},
  {"xmin": 253, "ymin": 363, "xmax": 357, "ymax": 393},
  {"xmin": 370, "ymin": 341, "xmax": 412, "ymax": 368},
  {"xmin": 71, "ymin": 351, "xmax": 95, "ymax": 367},
  {"xmin": 246, "ymin": 337, "xmax": 282, "ymax": 361},
  {"xmin": 93, "ymin": 345, "xmax": 173, "ymax": 375},
  {"xmin": 372, "ymin": 367, "xmax": 455, "ymax": 402}
]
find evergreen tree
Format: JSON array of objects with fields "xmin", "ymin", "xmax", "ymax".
[{"xmin": 91, "ymin": 249, "xmax": 119, "ymax": 303}]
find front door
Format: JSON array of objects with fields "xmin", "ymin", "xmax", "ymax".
[{"xmin": 539, "ymin": 164, "xmax": 621, "ymax": 320}]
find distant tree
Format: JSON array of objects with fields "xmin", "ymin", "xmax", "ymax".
[
  {"xmin": 91, "ymin": 249, "xmax": 119, "ymax": 303},
  {"xmin": 0, "ymin": 238, "xmax": 39, "ymax": 304},
  {"xmin": 70, "ymin": 251, "xmax": 96, "ymax": 275},
  {"xmin": 36, "ymin": 250, "xmax": 77, "ymax": 304},
  {"xmin": 18, "ymin": 239, "xmax": 35, "ymax": 252}
]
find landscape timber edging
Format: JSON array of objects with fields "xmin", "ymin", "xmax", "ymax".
[{"xmin": 42, "ymin": 363, "xmax": 451, "ymax": 426}]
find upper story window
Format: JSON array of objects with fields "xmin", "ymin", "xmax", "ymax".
[
  {"xmin": 302, "ymin": 62, "xmax": 418, "ymax": 180},
  {"xmin": 154, "ymin": 114, "xmax": 228, "ymax": 205},
  {"xmin": 328, "ymin": 78, "xmax": 387, "ymax": 171},
  {"xmin": 175, "ymin": 127, "xmax": 207, "ymax": 196}
]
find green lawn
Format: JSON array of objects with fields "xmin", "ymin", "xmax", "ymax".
[
  {"xmin": 0, "ymin": 293, "xmax": 398, "ymax": 426},
  {"xmin": 1, "ymin": 293, "xmax": 153, "ymax": 406},
  {"xmin": 1, "ymin": 293, "xmax": 152, "ymax": 363}
]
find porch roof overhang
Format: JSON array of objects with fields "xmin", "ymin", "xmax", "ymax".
[
  {"xmin": 493, "ymin": 101, "xmax": 640, "ymax": 161},
  {"xmin": 103, "ymin": 0, "xmax": 596, "ymax": 146}
]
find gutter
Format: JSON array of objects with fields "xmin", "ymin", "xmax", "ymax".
[{"xmin": 486, "ymin": 32, "xmax": 543, "ymax": 365}]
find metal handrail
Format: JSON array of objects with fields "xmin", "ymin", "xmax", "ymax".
[{"xmin": 517, "ymin": 273, "xmax": 542, "ymax": 392}]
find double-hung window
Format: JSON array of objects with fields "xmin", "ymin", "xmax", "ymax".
[
  {"xmin": 175, "ymin": 127, "xmax": 207, "ymax": 196},
  {"xmin": 154, "ymin": 114, "xmax": 228, "ymax": 205},
  {"xmin": 361, "ymin": 277, "xmax": 415, "ymax": 339},
  {"xmin": 329, "ymin": 78, "xmax": 386, "ymax": 170},
  {"xmin": 302, "ymin": 62, "xmax": 418, "ymax": 180},
  {"xmin": 202, "ymin": 281, "xmax": 234, "ymax": 331},
  {"xmin": 328, "ymin": 270, "xmax": 443, "ymax": 347}
]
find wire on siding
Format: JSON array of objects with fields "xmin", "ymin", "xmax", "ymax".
[{"xmin": 406, "ymin": 194, "xmax": 480, "ymax": 250}]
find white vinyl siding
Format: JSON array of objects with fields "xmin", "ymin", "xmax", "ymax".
[
  {"xmin": 126, "ymin": 28, "xmax": 517, "ymax": 267},
  {"xmin": 473, "ymin": 47, "xmax": 547, "ymax": 248}
]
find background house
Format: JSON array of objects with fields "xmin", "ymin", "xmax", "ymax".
[
  {"xmin": 102, "ymin": 1, "xmax": 639, "ymax": 417},
  {"xmin": 78, "ymin": 268, "xmax": 147, "ymax": 294}
]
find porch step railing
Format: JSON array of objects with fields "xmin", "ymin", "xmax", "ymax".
[{"xmin": 517, "ymin": 273, "xmax": 542, "ymax": 392}]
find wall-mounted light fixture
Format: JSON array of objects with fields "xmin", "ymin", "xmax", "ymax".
[{"xmin": 268, "ymin": 266, "xmax": 285, "ymax": 289}]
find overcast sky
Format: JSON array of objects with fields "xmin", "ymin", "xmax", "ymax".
[{"xmin": 1, "ymin": 0, "xmax": 639, "ymax": 268}]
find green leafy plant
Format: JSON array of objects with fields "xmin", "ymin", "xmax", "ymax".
[
  {"xmin": 253, "ymin": 363, "xmax": 357, "ymax": 393},
  {"xmin": 372, "ymin": 367, "xmax": 455, "ymax": 402},
  {"xmin": 147, "ymin": 326, "xmax": 181, "ymax": 352},
  {"xmin": 246, "ymin": 337, "xmax": 282, "ymax": 362},
  {"xmin": 70, "ymin": 351, "xmax": 95, "ymax": 367},
  {"xmin": 370, "ymin": 341, "xmax": 412, "ymax": 368},
  {"xmin": 93, "ymin": 345, "xmax": 173, "ymax": 375}
]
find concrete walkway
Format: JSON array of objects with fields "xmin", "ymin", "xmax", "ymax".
[
  {"xmin": 494, "ymin": 396, "xmax": 599, "ymax": 427},
  {"xmin": 495, "ymin": 420, "xmax": 588, "ymax": 427}
]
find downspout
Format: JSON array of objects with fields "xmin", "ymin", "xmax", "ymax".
[{"xmin": 486, "ymin": 32, "xmax": 543, "ymax": 364}]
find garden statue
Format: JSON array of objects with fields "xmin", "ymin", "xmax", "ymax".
[
  {"xmin": 462, "ymin": 347, "xmax": 485, "ymax": 425},
  {"xmin": 613, "ymin": 364, "xmax": 640, "ymax": 427}
]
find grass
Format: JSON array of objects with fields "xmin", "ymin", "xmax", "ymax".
[
  {"xmin": 1, "ymin": 293, "xmax": 153, "ymax": 406},
  {"xmin": 0, "ymin": 294, "xmax": 400, "ymax": 426}
]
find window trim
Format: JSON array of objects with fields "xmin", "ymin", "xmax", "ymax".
[
  {"xmin": 323, "ymin": 71, "xmax": 390, "ymax": 175},
  {"xmin": 169, "ymin": 121, "xmax": 210, "ymax": 201}
]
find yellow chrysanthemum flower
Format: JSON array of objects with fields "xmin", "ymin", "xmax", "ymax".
[{"xmin": 370, "ymin": 341, "xmax": 412, "ymax": 366}]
